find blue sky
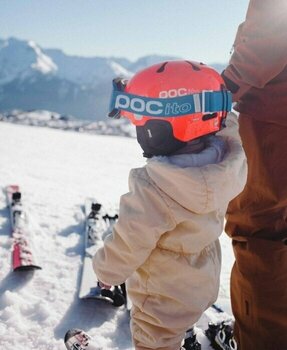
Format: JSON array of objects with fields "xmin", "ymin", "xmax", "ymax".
[{"xmin": 1, "ymin": 0, "xmax": 249, "ymax": 63}]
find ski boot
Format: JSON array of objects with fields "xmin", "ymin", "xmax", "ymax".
[
  {"xmin": 100, "ymin": 283, "xmax": 126, "ymax": 307},
  {"xmin": 181, "ymin": 328, "xmax": 201, "ymax": 350},
  {"xmin": 205, "ymin": 321, "xmax": 237, "ymax": 350}
]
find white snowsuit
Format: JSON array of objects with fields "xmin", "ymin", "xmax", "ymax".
[{"xmin": 93, "ymin": 113, "xmax": 247, "ymax": 350}]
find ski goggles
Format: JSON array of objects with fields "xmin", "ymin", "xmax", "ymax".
[{"xmin": 108, "ymin": 78, "xmax": 232, "ymax": 120}]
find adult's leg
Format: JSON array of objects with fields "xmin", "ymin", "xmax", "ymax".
[
  {"xmin": 231, "ymin": 237, "xmax": 287, "ymax": 349},
  {"xmin": 226, "ymin": 115, "xmax": 287, "ymax": 238},
  {"xmin": 226, "ymin": 115, "xmax": 287, "ymax": 349}
]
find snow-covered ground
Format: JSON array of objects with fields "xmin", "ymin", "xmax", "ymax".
[
  {"xmin": 0, "ymin": 121, "xmax": 234, "ymax": 350},
  {"xmin": 0, "ymin": 110, "xmax": 136, "ymax": 138}
]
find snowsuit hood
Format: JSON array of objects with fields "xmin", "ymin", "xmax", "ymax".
[{"xmin": 146, "ymin": 129, "xmax": 245, "ymax": 215}]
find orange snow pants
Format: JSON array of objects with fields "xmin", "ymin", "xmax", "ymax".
[{"xmin": 225, "ymin": 115, "xmax": 287, "ymax": 350}]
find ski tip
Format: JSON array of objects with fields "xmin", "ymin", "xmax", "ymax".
[
  {"xmin": 64, "ymin": 328, "xmax": 91, "ymax": 350},
  {"xmin": 13, "ymin": 265, "xmax": 42, "ymax": 272},
  {"xmin": 5, "ymin": 185, "xmax": 20, "ymax": 194},
  {"xmin": 64, "ymin": 328, "xmax": 82, "ymax": 343},
  {"xmin": 6, "ymin": 184, "xmax": 20, "ymax": 190}
]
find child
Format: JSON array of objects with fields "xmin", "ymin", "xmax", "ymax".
[{"xmin": 93, "ymin": 60, "xmax": 247, "ymax": 350}]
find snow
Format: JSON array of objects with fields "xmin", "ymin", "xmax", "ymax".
[
  {"xmin": 0, "ymin": 120, "xmax": 234, "ymax": 350},
  {"xmin": 28, "ymin": 41, "xmax": 58, "ymax": 75},
  {"xmin": 109, "ymin": 61, "xmax": 133, "ymax": 78}
]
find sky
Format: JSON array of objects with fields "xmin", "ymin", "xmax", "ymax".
[{"xmin": 0, "ymin": 0, "xmax": 249, "ymax": 64}]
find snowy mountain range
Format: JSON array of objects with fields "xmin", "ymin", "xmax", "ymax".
[{"xmin": 0, "ymin": 37, "xmax": 226, "ymax": 121}]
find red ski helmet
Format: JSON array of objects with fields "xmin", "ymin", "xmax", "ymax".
[{"xmin": 109, "ymin": 60, "xmax": 231, "ymax": 157}]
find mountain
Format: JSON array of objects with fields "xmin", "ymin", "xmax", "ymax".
[
  {"xmin": 0, "ymin": 37, "xmax": 226, "ymax": 121},
  {"xmin": 0, "ymin": 38, "xmax": 57, "ymax": 84}
]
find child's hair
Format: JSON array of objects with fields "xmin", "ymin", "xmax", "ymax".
[{"xmin": 108, "ymin": 60, "xmax": 232, "ymax": 158}]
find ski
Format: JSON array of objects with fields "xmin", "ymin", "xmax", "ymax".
[
  {"xmin": 78, "ymin": 199, "xmax": 126, "ymax": 306},
  {"xmin": 6, "ymin": 185, "xmax": 41, "ymax": 271},
  {"xmin": 205, "ymin": 305, "xmax": 237, "ymax": 350}
]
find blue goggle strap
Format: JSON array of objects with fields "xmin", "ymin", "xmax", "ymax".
[{"xmin": 109, "ymin": 84, "xmax": 232, "ymax": 119}]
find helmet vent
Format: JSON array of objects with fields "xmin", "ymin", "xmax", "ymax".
[
  {"xmin": 156, "ymin": 62, "xmax": 168, "ymax": 73},
  {"xmin": 202, "ymin": 113, "xmax": 217, "ymax": 121},
  {"xmin": 185, "ymin": 61, "xmax": 201, "ymax": 71}
]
